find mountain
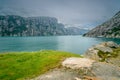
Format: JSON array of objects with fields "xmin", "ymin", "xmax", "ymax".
[
  {"xmin": 0, "ymin": 15, "xmax": 85, "ymax": 36},
  {"xmin": 83, "ymin": 11, "xmax": 120, "ymax": 38},
  {"xmin": 25, "ymin": 17, "xmax": 67, "ymax": 36},
  {"xmin": 0, "ymin": 15, "xmax": 69, "ymax": 36},
  {"xmin": 65, "ymin": 24, "xmax": 90, "ymax": 35},
  {"xmin": 66, "ymin": 27, "xmax": 89, "ymax": 35}
]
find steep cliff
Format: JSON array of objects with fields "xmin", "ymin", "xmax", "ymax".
[
  {"xmin": 83, "ymin": 11, "xmax": 120, "ymax": 38},
  {"xmin": 0, "ymin": 15, "xmax": 26, "ymax": 36},
  {"xmin": 25, "ymin": 17, "xmax": 67, "ymax": 36},
  {"xmin": 0, "ymin": 15, "xmax": 68, "ymax": 36}
]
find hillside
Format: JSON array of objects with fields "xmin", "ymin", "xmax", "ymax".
[{"xmin": 83, "ymin": 11, "xmax": 120, "ymax": 38}]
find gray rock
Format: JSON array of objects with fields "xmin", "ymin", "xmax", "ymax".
[
  {"xmin": 84, "ymin": 41, "xmax": 119, "ymax": 61},
  {"xmin": 92, "ymin": 62, "xmax": 120, "ymax": 80},
  {"xmin": 32, "ymin": 69, "xmax": 82, "ymax": 80},
  {"xmin": 85, "ymin": 47, "xmax": 101, "ymax": 61},
  {"xmin": 62, "ymin": 57, "xmax": 95, "ymax": 69},
  {"xmin": 104, "ymin": 41, "xmax": 119, "ymax": 48}
]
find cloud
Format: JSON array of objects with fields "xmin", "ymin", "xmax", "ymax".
[{"xmin": 0, "ymin": 0, "xmax": 120, "ymax": 27}]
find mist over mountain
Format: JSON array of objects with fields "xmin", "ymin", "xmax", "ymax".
[
  {"xmin": 66, "ymin": 27, "xmax": 89, "ymax": 35},
  {"xmin": 64, "ymin": 24, "xmax": 89, "ymax": 35},
  {"xmin": 0, "ymin": 0, "xmax": 120, "ymax": 27}
]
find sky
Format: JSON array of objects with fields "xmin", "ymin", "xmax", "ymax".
[{"xmin": 0, "ymin": 0, "xmax": 120, "ymax": 28}]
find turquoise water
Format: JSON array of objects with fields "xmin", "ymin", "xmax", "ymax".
[{"xmin": 0, "ymin": 35, "xmax": 120, "ymax": 54}]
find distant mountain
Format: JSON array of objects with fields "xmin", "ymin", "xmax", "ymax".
[
  {"xmin": 66, "ymin": 27, "xmax": 89, "ymax": 35},
  {"xmin": 65, "ymin": 24, "xmax": 90, "ymax": 35},
  {"xmin": 0, "ymin": 15, "xmax": 85, "ymax": 36},
  {"xmin": 83, "ymin": 11, "xmax": 120, "ymax": 38}
]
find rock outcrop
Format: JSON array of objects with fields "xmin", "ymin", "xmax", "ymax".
[
  {"xmin": 61, "ymin": 42, "xmax": 120, "ymax": 80},
  {"xmin": 84, "ymin": 41, "xmax": 119, "ymax": 62},
  {"xmin": 83, "ymin": 11, "xmax": 120, "ymax": 38}
]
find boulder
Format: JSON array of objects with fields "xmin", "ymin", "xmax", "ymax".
[
  {"xmin": 62, "ymin": 57, "xmax": 95, "ymax": 69},
  {"xmin": 100, "ymin": 41, "xmax": 119, "ymax": 48}
]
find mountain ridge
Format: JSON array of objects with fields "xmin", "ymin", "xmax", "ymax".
[{"xmin": 0, "ymin": 15, "xmax": 85, "ymax": 36}]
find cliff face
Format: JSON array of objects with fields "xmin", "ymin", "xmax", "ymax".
[
  {"xmin": 0, "ymin": 15, "xmax": 69, "ymax": 36},
  {"xmin": 0, "ymin": 15, "xmax": 26, "ymax": 36},
  {"xmin": 83, "ymin": 11, "xmax": 120, "ymax": 38},
  {"xmin": 25, "ymin": 17, "xmax": 67, "ymax": 36}
]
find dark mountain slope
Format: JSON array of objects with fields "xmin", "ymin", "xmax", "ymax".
[{"xmin": 83, "ymin": 11, "xmax": 120, "ymax": 38}]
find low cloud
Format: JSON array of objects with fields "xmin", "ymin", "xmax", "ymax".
[{"xmin": 0, "ymin": 0, "xmax": 120, "ymax": 27}]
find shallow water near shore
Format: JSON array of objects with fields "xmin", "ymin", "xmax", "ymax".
[{"xmin": 0, "ymin": 35, "xmax": 120, "ymax": 54}]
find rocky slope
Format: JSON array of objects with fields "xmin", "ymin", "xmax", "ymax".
[
  {"xmin": 0, "ymin": 15, "xmax": 84, "ymax": 36},
  {"xmin": 83, "ymin": 11, "xmax": 120, "ymax": 38}
]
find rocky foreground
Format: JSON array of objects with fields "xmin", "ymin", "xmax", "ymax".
[{"xmin": 32, "ymin": 41, "xmax": 120, "ymax": 80}]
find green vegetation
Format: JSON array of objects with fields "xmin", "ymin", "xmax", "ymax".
[
  {"xmin": 105, "ymin": 25, "xmax": 120, "ymax": 36},
  {"xmin": 0, "ymin": 50, "xmax": 81, "ymax": 80},
  {"xmin": 98, "ymin": 48, "xmax": 120, "ymax": 62},
  {"xmin": 109, "ymin": 47, "xmax": 120, "ymax": 66}
]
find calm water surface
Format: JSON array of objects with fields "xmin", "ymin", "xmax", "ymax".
[{"xmin": 0, "ymin": 35, "xmax": 120, "ymax": 54}]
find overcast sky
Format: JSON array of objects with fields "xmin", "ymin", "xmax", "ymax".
[{"xmin": 0, "ymin": 0, "xmax": 120, "ymax": 28}]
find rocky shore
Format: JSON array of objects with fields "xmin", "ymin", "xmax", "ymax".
[{"xmin": 33, "ymin": 41, "xmax": 120, "ymax": 80}]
